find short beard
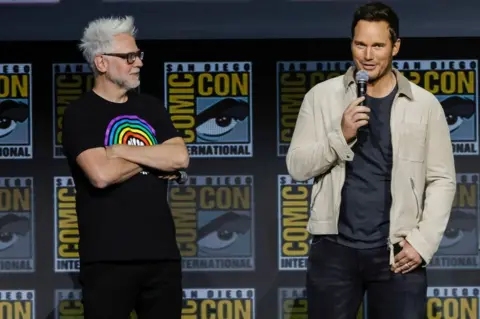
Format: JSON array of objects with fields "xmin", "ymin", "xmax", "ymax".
[{"xmin": 106, "ymin": 71, "xmax": 139, "ymax": 91}]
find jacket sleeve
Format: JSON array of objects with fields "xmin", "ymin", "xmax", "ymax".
[
  {"xmin": 286, "ymin": 90, "xmax": 355, "ymax": 182},
  {"xmin": 406, "ymin": 97, "xmax": 456, "ymax": 266}
]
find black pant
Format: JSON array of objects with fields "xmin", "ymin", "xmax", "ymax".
[
  {"xmin": 79, "ymin": 259, "xmax": 182, "ymax": 319},
  {"xmin": 306, "ymin": 236, "xmax": 427, "ymax": 319}
]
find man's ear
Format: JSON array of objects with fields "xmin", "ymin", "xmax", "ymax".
[
  {"xmin": 392, "ymin": 38, "xmax": 401, "ymax": 57},
  {"xmin": 94, "ymin": 55, "xmax": 107, "ymax": 73}
]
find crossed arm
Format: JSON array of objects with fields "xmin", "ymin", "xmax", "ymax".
[{"xmin": 76, "ymin": 137, "xmax": 189, "ymax": 188}]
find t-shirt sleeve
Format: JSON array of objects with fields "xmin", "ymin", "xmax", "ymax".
[
  {"xmin": 151, "ymin": 98, "xmax": 182, "ymax": 144},
  {"xmin": 62, "ymin": 104, "xmax": 105, "ymax": 161}
]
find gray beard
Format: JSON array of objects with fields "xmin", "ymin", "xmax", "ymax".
[{"xmin": 106, "ymin": 72, "xmax": 138, "ymax": 91}]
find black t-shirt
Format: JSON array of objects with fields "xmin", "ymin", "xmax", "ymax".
[{"xmin": 62, "ymin": 90, "xmax": 181, "ymax": 263}]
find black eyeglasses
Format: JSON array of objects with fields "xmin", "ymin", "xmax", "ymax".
[{"xmin": 102, "ymin": 51, "xmax": 144, "ymax": 64}]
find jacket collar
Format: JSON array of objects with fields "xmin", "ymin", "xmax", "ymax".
[{"xmin": 343, "ymin": 66, "xmax": 413, "ymax": 100}]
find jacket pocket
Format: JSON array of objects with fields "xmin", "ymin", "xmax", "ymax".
[
  {"xmin": 308, "ymin": 177, "xmax": 333, "ymax": 222},
  {"xmin": 398, "ymin": 123, "xmax": 427, "ymax": 163},
  {"xmin": 410, "ymin": 177, "xmax": 422, "ymax": 221},
  {"xmin": 309, "ymin": 178, "xmax": 321, "ymax": 210}
]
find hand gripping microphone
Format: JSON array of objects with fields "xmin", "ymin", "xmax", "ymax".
[{"xmin": 355, "ymin": 70, "xmax": 369, "ymax": 132}]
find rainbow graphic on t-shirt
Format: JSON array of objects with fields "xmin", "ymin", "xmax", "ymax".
[{"xmin": 104, "ymin": 115, "xmax": 158, "ymax": 146}]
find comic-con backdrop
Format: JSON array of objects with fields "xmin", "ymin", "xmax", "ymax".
[{"xmin": 0, "ymin": 37, "xmax": 479, "ymax": 319}]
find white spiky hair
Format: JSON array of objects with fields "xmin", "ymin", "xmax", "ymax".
[{"xmin": 78, "ymin": 16, "xmax": 137, "ymax": 74}]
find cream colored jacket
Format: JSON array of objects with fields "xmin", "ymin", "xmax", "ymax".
[{"xmin": 286, "ymin": 67, "xmax": 456, "ymax": 266}]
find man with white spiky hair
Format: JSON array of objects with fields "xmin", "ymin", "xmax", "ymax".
[{"xmin": 62, "ymin": 15, "xmax": 189, "ymax": 319}]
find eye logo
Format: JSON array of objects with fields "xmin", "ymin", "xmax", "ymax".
[
  {"xmin": 197, "ymin": 211, "xmax": 251, "ymax": 253},
  {"xmin": 0, "ymin": 177, "xmax": 35, "ymax": 273},
  {"xmin": 169, "ymin": 175, "xmax": 255, "ymax": 272},
  {"xmin": 0, "ymin": 214, "xmax": 30, "ymax": 251},
  {"xmin": 0, "ymin": 63, "xmax": 33, "ymax": 159},
  {"xmin": 195, "ymin": 98, "xmax": 249, "ymax": 143},
  {"xmin": 430, "ymin": 173, "xmax": 480, "ymax": 270},
  {"xmin": 164, "ymin": 61, "xmax": 253, "ymax": 158},
  {"xmin": 440, "ymin": 95, "xmax": 476, "ymax": 134},
  {"xmin": 0, "ymin": 100, "xmax": 28, "ymax": 139}
]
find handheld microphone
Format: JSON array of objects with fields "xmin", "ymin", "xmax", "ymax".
[
  {"xmin": 355, "ymin": 70, "xmax": 369, "ymax": 133},
  {"xmin": 356, "ymin": 70, "xmax": 369, "ymax": 105},
  {"xmin": 175, "ymin": 170, "xmax": 188, "ymax": 184}
]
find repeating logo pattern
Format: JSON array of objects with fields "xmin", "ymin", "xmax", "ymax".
[
  {"xmin": 396, "ymin": 59, "xmax": 479, "ymax": 155},
  {"xmin": 0, "ymin": 54, "xmax": 479, "ymax": 319},
  {"xmin": 183, "ymin": 288, "xmax": 255, "ymax": 318},
  {"xmin": 53, "ymin": 176, "xmax": 79, "ymax": 273},
  {"xmin": 426, "ymin": 286, "xmax": 480, "ymax": 318},
  {"xmin": 52, "ymin": 63, "xmax": 94, "ymax": 158},
  {"xmin": 277, "ymin": 287, "xmax": 365, "ymax": 319},
  {"xmin": 0, "ymin": 290, "xmax": 35, "ymax": 319},
  {"xmin": 430, "ymin": 173, "xmax": 480, "ymax": 269},
  {"xmin": 169, "ymin": 175, "xmax": 255, "ymax": 271},
  {"xmin": 277, "ymin": 174, "xmax": 313, "ymax": 271},
  {"xmin": 54, "ymin": 289, "xmax": 137, "ymax": 319},
  {"xmin": 0, "ymin": 177, "xmax": 35, "ymax": 273},
  {"xmin": 0, "ymin": 64, "xmax": 33, "ymax": 159},
  {"xmin": 276, "ymin": 61, "xmax": 352, "ymax": 156},
  {"xmin": 164, "ymin": 62, "xmax": 253, "ymax": 158}
]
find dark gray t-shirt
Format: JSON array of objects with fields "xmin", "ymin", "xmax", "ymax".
[{"xmin": 325, "ymin": 85, "xmax": 398, "ymax": 249}]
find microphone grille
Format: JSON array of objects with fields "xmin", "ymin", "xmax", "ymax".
[{"xmin": 355, "ymin": 70, "xmax": 369, "ymax": 82}]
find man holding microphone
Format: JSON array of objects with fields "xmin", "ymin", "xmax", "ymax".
[{"xmin": 286, "ymin": 2, "xmax": 456, "ymax": 318}]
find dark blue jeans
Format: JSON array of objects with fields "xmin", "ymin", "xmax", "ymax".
[{"xmin": 306, "ymin": 236, "xmax": 427, "ymax": 319}]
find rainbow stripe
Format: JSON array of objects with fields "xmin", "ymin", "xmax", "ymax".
[{"xmin": 104, "ymin": 115, "xmax": 157, "ymax": 146}]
